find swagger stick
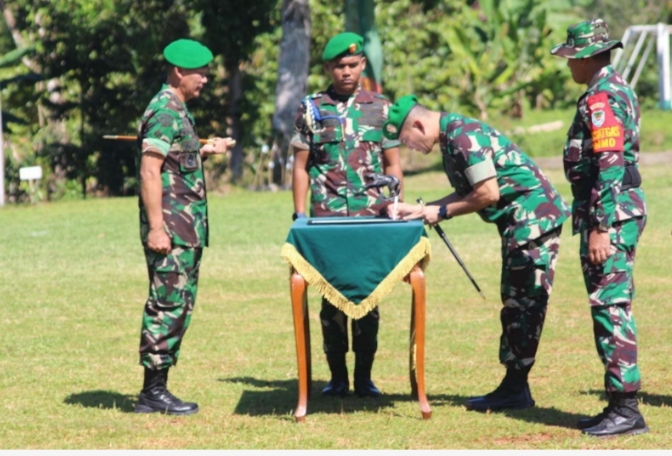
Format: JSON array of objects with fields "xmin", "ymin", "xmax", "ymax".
[
  {"xmin": 417, "ymin": 198, "xmax": 485, "ymax": 300},
  {"xmin": 103, "ymin": 135, "xmax": 236, "ymax": 147}
]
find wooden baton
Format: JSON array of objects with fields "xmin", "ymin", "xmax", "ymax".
[{"xmin": 102, "ymin": 135, "xmax": 236, "ymax": 147}]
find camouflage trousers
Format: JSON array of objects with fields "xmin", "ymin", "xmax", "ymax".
[
  {"xmin": 499, "ymin": 226, "xmax": 562, "ymax": 371},
  {"xmin": 321, "ymin": 298, "xmax": 379, "ymax": 355},
  {"xmin": 139, "ymin": 246, "xmax": 202, "ymax": 370},
  {"xmin": 580, "ymin": 216, "xmax": 646, "ymax": 393}
]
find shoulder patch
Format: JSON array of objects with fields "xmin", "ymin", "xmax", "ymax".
[{"xmin": 587, "ymin": 92, "xmax": 624, "ymax": 153}]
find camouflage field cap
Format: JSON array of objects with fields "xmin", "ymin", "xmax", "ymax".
[
  {"xmin": 382, "ymin": 95, "xmax": 418, "ymax": 140},
  {"xmin": 163, "ymin": 39, "xmax": 214, "ymax": 69},
  {"xmin": 322, "ymin": 32, "xmax": 364, "ymax": 62},
  {"xmin": 551, "ymin": 19, "xmax": 622, "ymax": 59}
]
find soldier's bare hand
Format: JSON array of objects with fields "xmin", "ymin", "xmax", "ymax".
[
  {"xmin": 147, "ymin": 228, "xmax": 171, "ymax": 255},
  {"xmin": 421, "ymin": 205, "xmax": 442, "ymax": 225},
  {"xmin": 588, "ymin": 229, "xmax": 611, "ymax": 264},
  {"xmin": 200, "ymin": 137, "xmax": 236, "ymax": 156},
  {"xmin": 390, "ymin": 202, "xmax": 419, "ymax": 221},
  {"xmin": 386, "ymin": 201, "xmax": 401, "ymax": 220}
]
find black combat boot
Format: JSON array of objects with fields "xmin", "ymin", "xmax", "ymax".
[
  {"xmin": 321, "ymin": 353, "xmax": 349, "ymax": 397},
  {"xmin": 354, "ymin": 352, "xmax": 381, "ymax": 398},
  {"xmin": 134, "ymin": 367, "xmax": 199, "ymax": 415},
  {"xmin": 465, "ymin": 366, "xmax": 534, "ymax": 412},
  {"xmin": 582, "ymin": 392, "xmax": 649, "ymax": 437},
  {"xmin": 577, "ymin": 392, "xmax": 614, "ymax": 430}
]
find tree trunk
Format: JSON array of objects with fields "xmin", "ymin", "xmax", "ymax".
[
  {"xmin": 345, "ymin": 0, "xmax": 382, "ymax": 93},
  {"xmin": 271, "ymin": 0, "xmax": 310, "ymax": 187}
]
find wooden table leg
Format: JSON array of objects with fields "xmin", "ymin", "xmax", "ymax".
[
  {"xmin": 409, "ymin": 286, "xmax": 418, "ymax": 400},
  {"xmin": 304, "ymin": 282, "xmax": 312, "ymax": 400},
  {"xmin": 409, "ymin": 266, "xmax": 431, "ymax": 420},
  {"xmin": 290, "ymin": 270, "xmax": 310, "ymax": 422}
]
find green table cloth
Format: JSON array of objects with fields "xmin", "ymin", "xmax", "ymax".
[{"xmin": 281, "ymin": 217, "xmax": 431, "ymax": 319}]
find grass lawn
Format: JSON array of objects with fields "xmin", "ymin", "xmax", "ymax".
[{"xmin": 1, "ymin": 162, "xmax": 672, "ymax": 449}]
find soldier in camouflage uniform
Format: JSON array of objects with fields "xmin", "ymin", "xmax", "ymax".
[
  {"xmin": 291, "ymin": 32, "xmax": 403, "ymax": 398},
  {"xmin": 382, "ymin": 95, "xmax": 571, "ymax": 412},
  {"xmin": 552, "ymin": 19, "xmax": 649, "ymax": 437},
  {"xmin": 134, "ymin": 39, "xmax": 232, "ymax": 416}
]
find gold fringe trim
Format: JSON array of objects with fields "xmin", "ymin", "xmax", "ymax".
[{"xmin": 281, "ymin": 238, "xmax": 431, "ymax": 320}]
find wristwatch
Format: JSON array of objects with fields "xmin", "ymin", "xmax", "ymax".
[
  {"xmin": 292, "ymin": 212, "xmax": 306, "ymax": 221},
  {"xmin": 594, "ymin": 209, "xmax": 609, "ymax": 232},
  {"xmin": 438, "ymin": 204, "xmax": 452, "ymax": 221},
  {"xmin": 596, "ymin": 222, "xmax": 610, "ymax": 232}
]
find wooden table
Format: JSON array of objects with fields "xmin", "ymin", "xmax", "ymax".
[{"xmin": 288, "ymin": 264, "xmax": 431, "ymax": 422}]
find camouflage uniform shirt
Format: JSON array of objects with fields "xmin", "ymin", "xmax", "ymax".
[
  {"xmin": 439, "ymin": 113, "xmax": 571, "ymax": 252},
  {"xmin": 563, "ymin": 64, "xmax": 646, "ymax": 234},
  {"xmin": 137, "ymin": 84, "xmax": 208, "ymax": 247},
  {"xmin": 291, "ymin": 85, "xmax": 401, "ymax": 216}
]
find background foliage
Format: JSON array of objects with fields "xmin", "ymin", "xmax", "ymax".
[{"xmin": 0, "ymin": 0, "xmax": 671, "ymax": 202}]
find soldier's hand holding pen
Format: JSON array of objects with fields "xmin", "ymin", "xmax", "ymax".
[
  {"xmin": 388, "ymin": 202, "xmax": 429, "ymax": 223},
  {"xmin": 389, "ymin": 200, "xmax": 446, "ymax": 226}
]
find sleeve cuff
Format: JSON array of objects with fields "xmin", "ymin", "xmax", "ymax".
[
  {"xmin": 465, "ymin": 159, "xmax": 497, "ymax": 186},
  {"xmin": 142, "ymin": 138, "xmax": 171, "ymax": 157},
  {"xmin": 382, "ymin": 139, "xmax": 401, "ymax": 150},
  {"xmin": 290, "ymin": 132, "xmax": 310, "ymax": 150},
  {"xmin": 590, "ymin": 208, "xmax": 612, "ymax": 229}
]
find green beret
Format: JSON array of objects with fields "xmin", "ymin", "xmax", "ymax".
[
  {"xmin": 382, "ymin": 95, "xmax": 419, "ymax": 140},
  {"xmin": 163, "ymin": 39, "xmax": 214, "ymax": 69},
  {"xmin": 322, "ymin": 32, "xmax": 364, "ymax": 62}
]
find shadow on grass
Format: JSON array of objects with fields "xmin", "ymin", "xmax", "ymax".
[
  {"xmin": 220, "ymin": 376, "xmax": 429, "ymax": 419},
  {"xmin": 220, "ymin": 376, "xmax": 587, "ymax": 427},
  {"xmin": 580, "ymin": 388, "xmax": 672, "ymax": 408},
  {"xmin": 428, "ymin": 394, "xmax": 587, "ymax": 430},
  {"xmin": 64, "ymin": 390, "xmax": 136, "ymax": 413}
]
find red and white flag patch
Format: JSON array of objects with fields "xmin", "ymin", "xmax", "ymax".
[{"xmin": 587, "ymin": 92, "xmax": 624, "ymax": 153}]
